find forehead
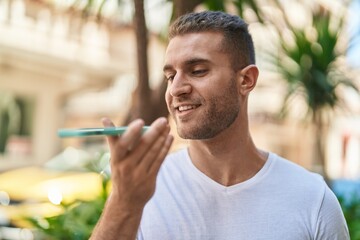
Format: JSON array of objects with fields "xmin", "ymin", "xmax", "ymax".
[{"xmin": 164, "ymin": 32, "xmax": 228, "ymax": 68}]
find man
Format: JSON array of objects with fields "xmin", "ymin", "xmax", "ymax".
[{"xmin": 91, "ymin": 11, "xmax": 349, "ymax": 240}]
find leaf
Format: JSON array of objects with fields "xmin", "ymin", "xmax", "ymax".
[{"xmin": 203, "ymin": 0, "xmax": 225, "ymax": 11}]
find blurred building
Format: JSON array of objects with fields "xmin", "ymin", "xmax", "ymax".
[
  {"xmin": 0, "ymin": 0, "xmax": 167, "ymax": 169},
  {"xmin": 0, "ymin": 0, "xmax": 359, "ymax": 180}
]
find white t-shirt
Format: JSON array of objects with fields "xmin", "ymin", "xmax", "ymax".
[{"xmin": 137, "ymin": 149, "xmax": 349, "ymax": 240}]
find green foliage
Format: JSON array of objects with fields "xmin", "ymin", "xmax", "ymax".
[
  {"xmin": 233, "ymin": 0, "xmax": 263, "ymax": 22},
  {"xmin": 28, "ymin": 196, "xmax": 107, "ymax": 240},
  {"xmin": 338, "ymin": 194, "xmax": 360, "ymax": 240},
  {"xmin": 203, "ymin": 0, "xmax": 226, "ymax": 11},
  {"xmin": 201, "ymin": 0, "xmax": 263, "ymax": 22},
  {"xmin": 260, "ymin": 2, "xmax": 359, "ymax": 178},
  {"xmin": 273, "ymin": 6, "xmax": 358, "ymax": 119},
  {"xmin": 27, "ymin": 167, "xmax": 110, "ymax": 240}
]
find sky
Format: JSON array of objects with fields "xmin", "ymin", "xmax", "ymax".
[{"xmin": 347, "ymin": 0, "xmax": 360, "ymax": 68}]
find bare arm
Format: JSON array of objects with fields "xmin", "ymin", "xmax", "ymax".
[{"xmin": 90, "ymin": 117, "xmax": 174, "ymax": 240}]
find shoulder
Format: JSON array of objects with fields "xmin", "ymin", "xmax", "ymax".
[
  {"xmin": 268, "ymin": 153, "xmax": 349, "ymax": 239},
  {"xmin": 313, "ymin": 186, "xmax": 349, "ymax": 239},
  {"xmin": 268, "ymin": 153, "xmax": 325, "ymax": 187},
  {"xmin": 266, "ymin": 153, "xmax": 329, "ymax": 214}
]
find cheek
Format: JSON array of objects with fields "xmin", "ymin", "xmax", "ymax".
[{"xmin": 165, "ymin": 89, "xmax": 171, "ymax": 107}]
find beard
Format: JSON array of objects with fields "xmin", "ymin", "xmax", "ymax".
[{"xmin": 174, "ymin": 77, "xmax": 240, "ymax": 139}]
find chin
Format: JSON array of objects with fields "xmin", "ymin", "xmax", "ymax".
[
  {"xmin": 176, "ymin": 125, "xmax": 219, "ymax": 140},
  {"xmin": 176, "ymin": 125, "xmax": 196, "ymax": 139}
]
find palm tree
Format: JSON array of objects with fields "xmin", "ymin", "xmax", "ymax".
[{"xmin": 266, "ymin": 3, "xmax": 359, "ymax": 181}]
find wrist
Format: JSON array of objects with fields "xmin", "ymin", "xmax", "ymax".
[
  {"xmin": 90, "ymin": 193, "xmax": 143, "ymax": 240},
  {"xmin": 108, "ymin": 192, "xmax": 145, "ymax": 215}
]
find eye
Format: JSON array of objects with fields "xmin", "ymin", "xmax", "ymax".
[
  {"xmin": 192, "ymin": 69, "xmax": 208, "ymax": 76},
  {"xmin": 163, "ymin": 69, "xmax": 176, "ymax": 82},
  {"xmin": 165, "ymin": 74, "xmax": 175, "ymax": 82}
]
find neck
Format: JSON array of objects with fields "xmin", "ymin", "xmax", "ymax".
[{"xmin": 187, "ymin": 119, "xmax": 268, "ymax": 186}]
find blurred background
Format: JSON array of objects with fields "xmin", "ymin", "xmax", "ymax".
[{"xmin": 0, "ymin": 0, "xmax": 360, "ymax": 239}]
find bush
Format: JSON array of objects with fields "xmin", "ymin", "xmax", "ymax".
[
  {"xmin": 338, "ymin": 194, "xmax": 360, "ymax": 240},
  {"xmin": 27, "ymin": 171, "xmax": 110, "ymax": 240}
]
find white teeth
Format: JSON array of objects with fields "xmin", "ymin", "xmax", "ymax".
[{"xmin": 178, "ymin": 105, "xmax": 195, "ymax": 112}]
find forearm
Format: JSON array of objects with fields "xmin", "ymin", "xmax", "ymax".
[{"xmin": 90, "ymin": 194, "xmax": 143, "ymax": 240}]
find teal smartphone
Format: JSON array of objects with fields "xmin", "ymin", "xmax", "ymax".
[{"xmin": 57, "ymin": 126, "xmax": 150, "ymax": 138}]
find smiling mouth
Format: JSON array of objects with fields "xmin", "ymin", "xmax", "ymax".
[{"xmin": 176, "ymin": 105, "xmax": 200, "ymax": 112}]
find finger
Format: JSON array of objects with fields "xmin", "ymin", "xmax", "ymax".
[
  {"xmin": 138, "ymin": 125, "xmax": 171, "ymax": 171},
  {"xmin": 148, "ymin": 134, "xmax": 173, "ymax": 174},
  {"xmin": 129, "ymin": 117, "xmax": 169, "ymax": 164},
  {"xmin": 101, "ymin": 117, "xmax": 115, "ymax": 127},
  {"xmin": 112, "ymin": 119, "xmax": 145, "ymax": 160}
]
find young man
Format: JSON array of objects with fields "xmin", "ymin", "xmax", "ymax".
[{"xmin": 91, "ymin": 11, "xmax": 349, "ymax": 240}]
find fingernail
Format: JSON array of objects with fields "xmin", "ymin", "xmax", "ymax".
[
  {"xmin": 134, "ymin": 119, "xmax": 145, "ymax": 125},
  {"xmin": 101, "ymin": 118, "xmax": 110, "ymax": 125},
  {"xmin": 159, "ymin": 117, "xmax": 167, "ymax": 124}
]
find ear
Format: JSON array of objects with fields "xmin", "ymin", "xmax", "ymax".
[{"xmin": 237, "ymin": 65, "xmax": 259, "ymax": 95}]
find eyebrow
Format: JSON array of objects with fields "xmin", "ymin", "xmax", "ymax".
[{"xmin": 163, "ymin": 58, "xmax": 210, "ymax": 72}]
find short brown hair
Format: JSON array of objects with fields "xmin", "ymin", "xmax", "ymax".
[{"xmin": 168, "ymin": 11, "xmax": 255, "ymax": 70}]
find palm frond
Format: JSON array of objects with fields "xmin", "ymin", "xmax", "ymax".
[
  {"xmin": 270, "ymin": 3, "xmax": 359, "ymax": 120},
  {"xmin": 203, "ymin": 0, "xmax": 225, "ymax": 11},
  {"xmin": 233, "ymin": 0, "xmax": 264, "ymax": 23}
]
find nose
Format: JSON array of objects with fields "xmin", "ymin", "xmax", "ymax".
[{"xmin": 169, "ymin": 73, "xmax": 192, "ymax": 97}]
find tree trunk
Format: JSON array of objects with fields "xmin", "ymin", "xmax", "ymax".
[
  {"xmin": 172, "ymin": 0, "xmax": 203, "ymax": 19},
  {"xmin": 127, "ymin": 0, "xmax": 152, "ymax": 124},
  {"xmin": 312, "ymin": 110, "xmax": 330, "ymax": 184},
  {"xmin": 124, "ymin": 0, "xmax": 204, "ymax": 125}
]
